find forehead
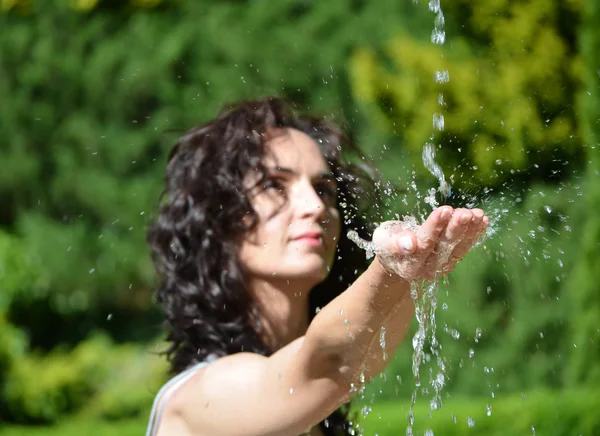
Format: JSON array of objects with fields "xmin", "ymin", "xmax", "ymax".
[{"xmin": 264, "ymin": 128, "xmax": 330, "ymax": 174}]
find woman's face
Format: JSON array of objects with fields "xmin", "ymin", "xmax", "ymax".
[{"xmin": 239, "ymin": 128, "xmax": 341, "ymax": 286}]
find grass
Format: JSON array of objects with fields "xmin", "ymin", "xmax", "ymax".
[
  {"xmin": 358, "ymin": 389, "xmax": 600, "ymax": 435},
  {"xmin": 0, "ymin": 418, "xmax": 147, "ymax": 436},
  {"xmin": 2, "ymin": 389, "xmax": 599, "ymax": 436}
]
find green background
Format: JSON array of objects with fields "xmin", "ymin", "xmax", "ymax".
[{"xmin": 1, "ymin": 0, "xmax": 599, "ymax": 434}]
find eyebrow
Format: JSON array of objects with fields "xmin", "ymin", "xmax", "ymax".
[{"xmin": 268, "ymin": 166, "xmax": 337, "ymax": 182}]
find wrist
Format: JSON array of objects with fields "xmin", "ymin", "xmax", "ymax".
[{"xmin": 372, "ymin": 255, "xmax": 411, "ymax": 296}]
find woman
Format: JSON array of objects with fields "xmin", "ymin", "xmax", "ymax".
[{"xmin": 145, "ymin": 97, "xmax": 488, "ymax": 436}]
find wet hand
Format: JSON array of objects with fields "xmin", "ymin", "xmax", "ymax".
[{"xmin": 372, "ymin": 206, "xmax": 489, "ymax": 281}]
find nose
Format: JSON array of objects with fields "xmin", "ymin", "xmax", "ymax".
[{"xmin": 293, "ymin": 180, "xmax": 327, "ymax": 220}]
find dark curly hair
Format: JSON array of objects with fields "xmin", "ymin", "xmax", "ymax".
[{"xmin": 147, "ymin": 97, "xmax": 378, "ymax": 435}]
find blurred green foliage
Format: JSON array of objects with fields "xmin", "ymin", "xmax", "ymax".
[
  {"xmin": 564, "ymin": 0, "xmax": 600, "ymax": 387},
  {"xmin": 2, "ymin": 334, "xmax": 167, "ymax": 424},
  {"xmin": 1, "ymin": 0, "xmax": 169, "ymax": 13},
  {"xmin": 0, "ymin": 0, "xmax": 598, "ymax": 433},
  {"xmin": 373, "ymin": 177, "xmax": 589, "ymax": 398},
  {"xmin": 349, "ymin": 0, "xmax": 584, "ymax": 191},
  {"xmin": 1, "ymin": 389, "xmax": 598, "ymax": 436},
  {"xmin": 360, "ymin": 389, "xmax": 600, "ymax": 436},
  {"xmin": 0, "ymin": 418, "xmax": 147, "ymax": 436}
]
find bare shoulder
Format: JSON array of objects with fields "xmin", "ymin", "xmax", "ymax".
[
  {"xmin": 172, "ymin": 351, "xmax": 270, "ymax": 407},
  {"xmin": 154, "ymin": 353, "xmax": 265, "ymax": 436},
  {"xmin": 158, "ymin": 337, "xmax": 346, "ymax": 436},
  {"xmin": 171, "ymin": 339, "xmax": 304, "ymax": 413}
]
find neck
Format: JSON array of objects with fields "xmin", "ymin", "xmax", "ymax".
[{"xmin": 248, "ymin": 277, "xmax": 314, "ymax": 350}]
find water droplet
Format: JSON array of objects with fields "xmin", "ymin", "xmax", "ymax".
[
  {"xmin": 433, "ymin": 373, "xmax": 445, "ymax": 390},
  {"xmin": 361, "ymin": 405, "xmax": 372, "ymax": 418},
  {"xmin": 444, "ymin": 324, "xmax": 460, "ymax": 339},
  {"xmin": 428, "ymin": 0, "xmax": 440, "ymax": 12},
  {"xmin": 486, "ymin": 404, "xmax": 492, "ymax": 416},
  {"xmin": 433, "ymin": 113, "xmax": 445, "ymax": 131},
  {"xmin": 467, "ymin": 417, "xmax": 475, "ymax": 428},
  {"xmin": 434, "ymin": 70, "xmax": 450, "ymax": 83},
  {"xmin": 380, "ymin": 327, "xmax": 388, "ymax": 361}
]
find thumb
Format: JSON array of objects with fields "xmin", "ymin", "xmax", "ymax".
[
  {"xmin": 394, "ymin": 232, "xmax": 417, "ymax": 256},
  {"xmin": 373, "ymin": 221, "xmax": 417, "ymax": 256}
]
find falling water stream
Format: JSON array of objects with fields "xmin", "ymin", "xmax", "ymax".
[
  {"xmin": 342, "ymin": 0, "xmax": 592, "ymax": 434},
  {"xmin": 348, "ymin": 1, "xmax": 458, "ymax": 434}
]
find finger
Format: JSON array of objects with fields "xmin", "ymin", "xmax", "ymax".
[
  {"xmin": 437, "ymin": 208, "xmax": 476, "ymax": 253},
  {"xmin": 394, "ymin": 231, "xmax": 418, "ymax": 256},
  {"xmin": 450, "ymin": 209, "xmax": 487, "ymax": 261},
  {"xmin": 415, "ymin": 205, "xmax": 453, "ymax": 256},
  {"xmin": 372, "ymin": 221, "xmax": 419, "ymax": 256},
  {"xmin": 422, "ymin": 208, "xmax": 474, "ymax": 273}
]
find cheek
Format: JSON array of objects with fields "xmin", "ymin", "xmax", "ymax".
[{"xmin": 243, "ymin": 210, "xmax": 289, "ymax": 250}]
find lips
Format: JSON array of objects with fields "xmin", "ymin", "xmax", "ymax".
[{"xmin": 292, "ymin": 231, "xmax": 325, "ymax": 247}]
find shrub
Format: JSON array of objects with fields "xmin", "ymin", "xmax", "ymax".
[
  {"xmin": 1, "ymin": 334, "xmax": 167, "ymax": 424},
  {"xmin": 360, "ymin": 389, "xmax": 600, "ymax": 436}
]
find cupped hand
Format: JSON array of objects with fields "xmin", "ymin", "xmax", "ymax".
[{"xmin": 372, "ymin": 206, "xmax": 489, "ymax": 281}]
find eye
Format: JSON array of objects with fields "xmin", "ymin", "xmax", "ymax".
[{"xmin": 262, "ymin": 177, "xmax": 286, "ymax": 193}]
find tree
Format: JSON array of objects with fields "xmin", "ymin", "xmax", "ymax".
[
  {"xmin": 348, "ymin": 0, "xmax": 585, "ymax": 195},
  {"xmin": 0, "ymin": 0, "xmax": 433, "ymax": 422},
  {"xmin": 564, "ymin": 0, "xmax": 600, "ymax": 386}
]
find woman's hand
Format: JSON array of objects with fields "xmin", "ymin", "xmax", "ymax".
[{"xmin": 372, "ymin": 206, "xmax": 489, "ymax": 281}]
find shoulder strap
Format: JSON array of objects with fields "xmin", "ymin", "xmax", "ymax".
[{"xmin": 145, "ymin": 361, "xmax": 210, "ymax": 436}]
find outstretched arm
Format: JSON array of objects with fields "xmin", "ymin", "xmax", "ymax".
[
  {"xmin": 167, "ymin": 206, "xmax": 487, "ymax": 436},
  {"xmin": 304, "ymin": 206, "xmax": 488, "ymax": 388}
]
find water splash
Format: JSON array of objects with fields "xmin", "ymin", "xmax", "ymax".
[
  {"xmin": 347, "ymin": 230, "xmax": 376, "ymax": 259},
  {"xmin": 347, "ymin": 224, "xmax": 454, "ymax": 436}
]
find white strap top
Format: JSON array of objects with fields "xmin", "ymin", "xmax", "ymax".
[{"xmin": 145, "ymin": 357, "xmax": 216, "ymax": 436}]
